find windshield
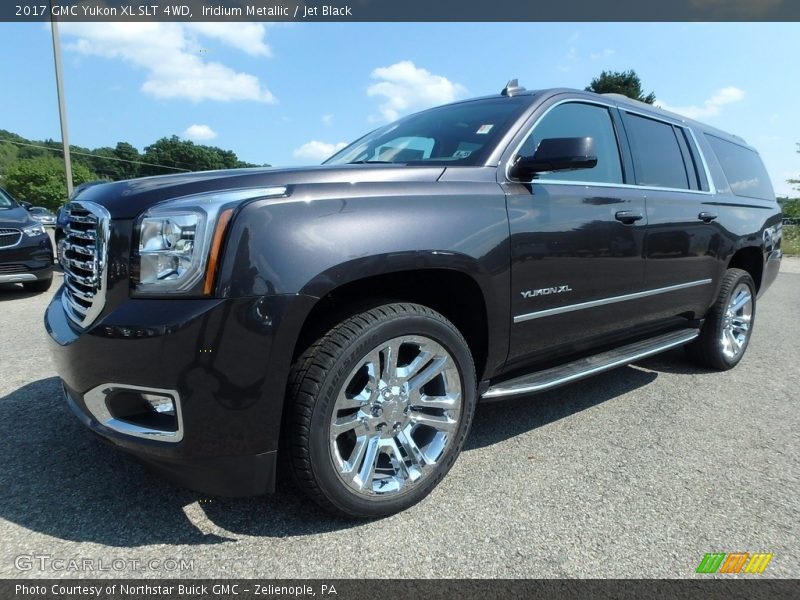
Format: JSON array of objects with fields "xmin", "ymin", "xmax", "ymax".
[
  {"xmin": 0, "ymin": 188, "xmax": 17, "ymax": 210},
  {"xmin": 325, "ymin": 96, "xmax": 531, "ymax": 166}
]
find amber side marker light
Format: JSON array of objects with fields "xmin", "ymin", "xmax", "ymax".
[{"xmin": 203, "ymin": 208, "xmax": 234, "ymax": 296}]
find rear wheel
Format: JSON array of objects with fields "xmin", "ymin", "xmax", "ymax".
[
  {"xmin": 286, "ymin": 303, "xmax": 476, "ymax": 518},
  {"xmin": 686, "ymin": 268, "xmax": 755, "ymax": 370}
]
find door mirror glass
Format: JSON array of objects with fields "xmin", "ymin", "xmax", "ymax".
[{"xmin": 512, "ymin": 137, "xmax": 598, "ymax": 180}]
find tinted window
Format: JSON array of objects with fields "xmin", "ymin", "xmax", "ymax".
[
  {"xmin": 0, "ymin": 188, "xmax": 16, "ymax": 209},
  {"xmin": 706, "ymin": 134, "xmax": 774, "ymax": 200},
  {"xmin": 624, "ymin": 113, "xmax": 689, "ymax": 190},
  {"xmin": 519, "ymin": 103, "xmax": 623, "ymax": 184}
]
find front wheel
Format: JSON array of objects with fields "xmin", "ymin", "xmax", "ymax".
[
  {"xmin": 686, "ymin": 268, "xmax": 756, "ymax": 370},
  {"xmin": 286, "ymin": 303, "xmax": 476, "ymax": 518}
]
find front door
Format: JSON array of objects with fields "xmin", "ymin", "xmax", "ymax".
[{"xmin": 503, "ymin": 101, "xmax": 648, "ymax": 365}]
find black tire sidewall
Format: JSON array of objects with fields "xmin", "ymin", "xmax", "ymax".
[
  {"xmin": 306, "ymin": 311, "xmax": 476, "ymax": 518},
  {"xmin": 707, "ymin": 270, "xmax": 756, "ymax": 369}
]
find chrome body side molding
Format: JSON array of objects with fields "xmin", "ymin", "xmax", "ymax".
[{"xmin": 514, "ymin": 279, "xmax": 713, "ymax": 324}]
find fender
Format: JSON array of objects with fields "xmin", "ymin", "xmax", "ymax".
[{"xmin": 217, "ymin": 179, "xmax": 512, "ymax": 373}]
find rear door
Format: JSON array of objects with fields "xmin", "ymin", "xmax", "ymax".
[
  {"xmin": 619, "ymin": 110, "xmax": 721, "ymax": 320},
  {"xmin": 502, "ymin": 100, "xmax": 648, "ymax": 364}
]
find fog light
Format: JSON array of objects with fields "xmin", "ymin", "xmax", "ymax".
[
  {"xmin": 89, "ymin": 385, "xmax": 183, "ymax": 440},
  {"xmin": 143, "ymin": 393, "xmax": 176, "ymax": 416}
]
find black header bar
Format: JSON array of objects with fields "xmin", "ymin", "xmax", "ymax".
[{"xmin": 4, "ymin": 0, "xmax": 800, "ymax": 22}]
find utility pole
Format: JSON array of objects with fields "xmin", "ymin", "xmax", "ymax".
[{"xmin": 50, "ymin": 4, "xmax": 73, "ymax": 198}]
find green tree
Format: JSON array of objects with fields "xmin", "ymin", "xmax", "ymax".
[
  {"xmin": 778, "ymin": 198, "xmax": 800, "ymax": 218},
  {"xmin": 3, "ymin": 156, "xmax": 96, "ymax": 210},
  {"xmin": 140, "ymin": 136, "xmax": 257, "ymax": 176},
  {"xmin": 586, "ymin": 69, "xmax": 656, "ymax": 104},
  {"xmin": 789, "ymin": 143, "xmax": 799, "ymax": 191},
  {"xmin": 86, "ymin": 142, "xmax": 142, "ymax": 181},
  {"xmin": 112, "ymin": 142, "xmax": 143, "ymax": 179},
  {"xmin": 0, "ymin": 142, "xmax": 19, "ymax": 180}
]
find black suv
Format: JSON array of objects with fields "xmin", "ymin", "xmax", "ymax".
[
  {"xmin": 45, "ymin": 85, "xmax": 782, "ymax": 518},
  {"xmin": 0, "ymin": 187, "xmax": 54, "ymax": 292}
]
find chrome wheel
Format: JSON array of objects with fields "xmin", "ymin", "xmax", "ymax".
[
  {"xmin": 329, "ymin": 335, "xmax": 462, "ymax": 497},
  {"xmin": 720, "ymin": 282, "xmax": 752, "ymax": 360}
]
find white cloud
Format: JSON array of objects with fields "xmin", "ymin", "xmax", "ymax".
[
  {"xmin": 657, "ymin": 87, "xmax": 745, "ymax": 120},
  {"xmin": 557, "ymin": 47, "xmax": 580, "ymax": 72},
  {"xmin": 590, "ymin": 48, "xmax": 616, "ymax": 60},
  {"xmin": 730, "ymin": 178, "xmax": 760, "ymax": 194},
  {"xmin": 367, "ymin": 61, "xmax": 466, "ymax": 122},
  {"xmin": 321, "ymin": 114, "xmax": 334, "ymax": 126},
  {"xmin": 60, "ymin": 23, "xmax": 276, "ymax": 104},
  {"xmin": 293, "ymin": 141, "xmax": 347, "ymax": 161},
  {"xmin": 186, "ymin": 23, "xmax": 271, "ymax": 57},
  {"xmin": 183, "ymin": 124, "xmax": 218, "ymax": 141}
]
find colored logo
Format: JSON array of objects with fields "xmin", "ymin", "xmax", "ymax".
[{"xmin": 696, "ymin": 552, "xmax": 773, "ymax": 574}]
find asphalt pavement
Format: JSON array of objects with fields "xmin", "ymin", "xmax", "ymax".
[{"xmin": 0, "ymin": 260, "xmax": 797, "ymax": 579}]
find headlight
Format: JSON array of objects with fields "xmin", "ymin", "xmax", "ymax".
[
  {"xmin": 135, "ymin": 186, "xmax": 287, "ymax": 295},
  {"xmin": 23, "ymin": 224, "xmax": 46, "ymax": 237}
]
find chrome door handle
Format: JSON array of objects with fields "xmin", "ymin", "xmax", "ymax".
[{"xmin": 615, "ymin": 210, "xmax": 644, "ymax": 224}]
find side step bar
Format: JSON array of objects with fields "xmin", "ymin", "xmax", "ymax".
[{"xmin": 482, "ymin": 329, "xmax": 699, "ymax": 400}]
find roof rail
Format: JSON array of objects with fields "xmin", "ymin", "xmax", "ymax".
[{"xmin": 600, "ymin": 93, "xmax": 655, "ymax": 108}]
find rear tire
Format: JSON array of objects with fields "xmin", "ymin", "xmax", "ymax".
[
  {"xmin": 286, "ymin": 302, "xmax": 476, "ymax": 518},
  {"xmin": 23, "ymin": 275, "xmax": 53, "ymax": 293},
  {"xmin": 685, "ymin": 268, "xmax": 755, "ymax": 370}
]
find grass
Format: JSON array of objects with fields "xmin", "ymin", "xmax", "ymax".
[{"xmin": 783, "ymin": 224, "xmax": 800, "ymax": 256}]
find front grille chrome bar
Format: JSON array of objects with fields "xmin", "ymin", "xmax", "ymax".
[{"xmin": 60, "ymin": 201, "xmax": 110, "ymax": 328}]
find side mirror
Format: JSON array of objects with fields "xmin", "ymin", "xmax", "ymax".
[
  {"xmin": 20, "ymin": 201, "xmax": 32, "ymax": 210},
  {"xmin": 512, "ymin": 137, "xmax": 598, "ymax": 180}
]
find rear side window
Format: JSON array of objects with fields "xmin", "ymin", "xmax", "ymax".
[
  {"xmin": 623, "ymin": 113, "xmax": 689, "ymax": 190},
  {"xmin": 706, "ymin": 134, "xmax": 775, "ymax": 200},
  {"xmin": 519, "ymin": 102, "xmax": 623, "ymax": 184}
]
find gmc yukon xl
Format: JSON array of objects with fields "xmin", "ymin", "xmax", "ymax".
[{"xmin": 45, "ymin": 83, "xmax": 782, "ymax": 517}]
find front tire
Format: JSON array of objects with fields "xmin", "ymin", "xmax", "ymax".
[
  {"xmin": 286, "ymin": 303, "xmax": 476, "ymax": 518},
  {"xmin": 686, "ymin": 268, "xmax": 756, "ymax": 370}
]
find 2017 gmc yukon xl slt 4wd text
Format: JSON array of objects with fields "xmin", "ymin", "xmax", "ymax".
[{"xmin": 46, "ymin": 84, "xmax": 782, "ymax": 518}]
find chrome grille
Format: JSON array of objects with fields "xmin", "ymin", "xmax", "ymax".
[
  {"xmin": 0, "ymin": 228, "xmax": 22, "ymax": 249},
  {"xmin": 60, "ymin": 201, "xmax": 110, "ymax": 328}
]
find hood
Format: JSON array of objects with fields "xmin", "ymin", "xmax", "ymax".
[
  {"xmin": 73, "ymin": 164, "xmax": 446, "ymax": 219},
  {"xmin": 0, "ymin": 205, "xmax": 36, "ymax": 228}
]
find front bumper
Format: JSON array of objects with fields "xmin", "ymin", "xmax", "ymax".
[
  {"xmin": 45, "ymin": 286, "xmax": 316, "ymax": 496},
  {"xmin": 0, "ymin": 232, "xmax": 53, "ymax": 283}
]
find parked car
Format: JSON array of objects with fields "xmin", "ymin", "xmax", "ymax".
[
  {"xmin": 45, "ymin": 84, "xmax": 782, "ymax": 518},
  {"xmin": 0, "ymin": 187, "xmax": 54, "ymax": 292},
  {"xmin": 28, "ymin": 206, "xmax": 57, "ymax": 227}
]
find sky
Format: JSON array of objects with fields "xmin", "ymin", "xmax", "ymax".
[{"xmin": 0, "ymin": 21, "xmax": 798, "ymax": 196}]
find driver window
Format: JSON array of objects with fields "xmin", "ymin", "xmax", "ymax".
[{"xmin": 518, "ymin": 102, "xmax": 623, "ymax": 184}]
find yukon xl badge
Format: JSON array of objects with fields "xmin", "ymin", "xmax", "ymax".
[{"xmin": 521, "ymin": 285, "xmax": 573, "ymax": 299}]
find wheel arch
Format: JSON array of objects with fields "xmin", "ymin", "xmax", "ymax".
[
  {"xmin": 727, "ymin": 245, "xmax": 763, "ymax": 292},
  {"xmin": 291, "ymin": 268, "xmax": 493, "ymax": 383}
]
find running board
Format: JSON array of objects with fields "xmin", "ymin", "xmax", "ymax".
[{"xmin": 482, "ymin": 329, "xmax": 699, "ymax": 400}]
